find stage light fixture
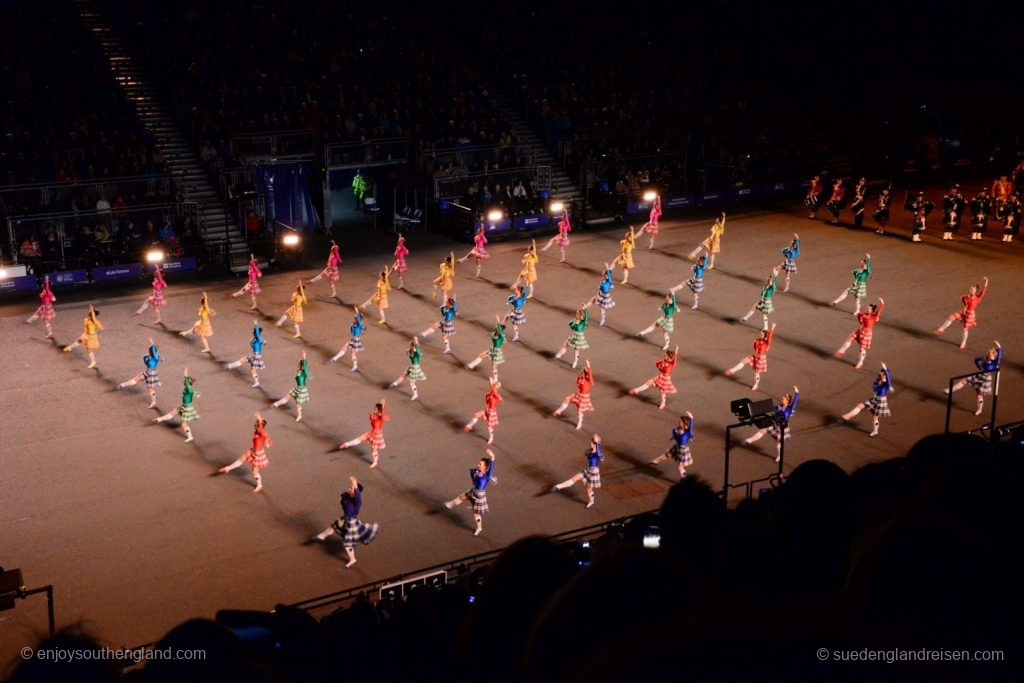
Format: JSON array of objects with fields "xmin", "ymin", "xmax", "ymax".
[
  {"xmin": 549, "ymin": 201, "xmax": 564, "ymax": 213},
  {"xmin": 643, "ymin": 191, "xmax": 658, "ymax": 202},
  {"xmin": 487, "ymin": 209, "xmax": 504, "ymax": 223},
  {"xmin": 145, "ymin": 249, "xmax": 165, "ymax": 264},
  {"xmin": 0, "ymin": 269, "xmax": 7, "ymax": 279},
  {"xmin": 281, "ymin": 233, "xmax": 301, "ymax": 247}
]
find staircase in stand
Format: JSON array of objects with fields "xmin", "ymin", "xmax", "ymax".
[{"xmin": 75, "ymin": 0, "xmax": 248, "ymax": 266}]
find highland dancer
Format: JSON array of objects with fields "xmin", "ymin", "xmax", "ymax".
[
  {"xmin": 467, "ymin": 316, "xmax": 507, "ymax": 380},
  {"xmin": 179, "ymin": 292, "xmax": 215, "ymax": 352},
  {"xmin": 688, "ymin": 212, "xmax": 725, "ymax": 269},
  {"xmin": 552, "ymin": 360, "xmax": 595, "ymax": 430},
  {"xmin": 444, "ymin": 449, "xmax": 497, "ymax": 536},
  {"xmin": 613, "ymin": 226, "xmax": 637, "ymax": 284},
  {"xmin": 505, "ymin": 286, "xmax": 528, "ymax": 341},
  {"xmin": 390, "ymin": 337, "xmax": 426, "ymax": 400},
  {"xmin": 640, "ymin": 195, "xmax": 662, "ymax": 249},
  {"xmin": 312, "ymin": 476, "xmax": 380, "ymax": 567},
  {"xmin": 153, "ymin": 368, "xmax": 200, "ymax": 442},
  {"xmin": 275, "ymin": 281, "xmax": 308, "ymax": 338},
  {"xmin": 421, "ymin": 295, "xmax": 457, "ymax": 353},
  {"xmin": 779, "ymin": 233, "xmax": 800, "ymax": 292},
  {"xmin": 392, "ymin": 234, "xmax": 409, "ymax": 288},
  {"xmin": 25, "ymin": 275, "xmax": 56, "ymax": 338},
  {"xmin": 935, "ymin": 277, "xmax": 988, "ymax": 349},
  {"xmin": 841, "ymin": 364, "xmax": 892, "ymax": 437},
  {"xmin": 308, "ymin": 241, "xmax": 341, "ymax": 298},
  {"xmin": 650, "ymin": 412, "xmax": 695, "ymax": 478},
  {"xmin": 62, "ymin": 304, "xmax": 103, "ymax": 368},
  {"xmin": 514, "ymin": 240, "xmax": 539, "ymax": 298},
  {"xmin": 463, "ymin": 379, "xmax": 503, "ymax": 444},
  {"xmin": 551, "ymin": 433, "xmax": 603, "ymax": 508},
  {"xmin": 458, "ymin": 226, "xmax": 489, "ymax": 278},
  {"xmin": 217, "ymin": 412, "xmax": 272, "ymax": 492},
  {"xmin": 272, "ymin": 352, "xmax": 310, "ymax": 421},
  {"xmin": 134, "ymin": 267, "xmax": 167, "ymax": 323},
  {"xmin": 835, "ymin": 298, "xmax": 884, "ymax": 369},
  {"xmin": 741, "ymin": 267, "xmax": 780, "ymax": 330},
  {"xmin": 595, "ymin": 263, "xmax": 615, "ymax": 325},
  {"xmin": 553, "ymin": 303, "xmax": 592, "ymax": 369},
  {"xmin": 541, "ymin": 207, "xmax": 571, "ymax": 261},
  {"xmin": 637, "ymin": 292, "xmax": 680, "ymax": 350},
  {"xmin": 946, "ymin": 341, "xmax": 1001, "ymax": 416},
  {"xmin": 331, "ymin": 307, "xmax": 366, "ymax": 371},
  {"xmin": 361, "ymin": 266, "xmax": 392, "ymax": 325},
  {"xmin": 744, "ymin": 385, "xmax": 799, "ymax": 462},
  {"xmin": 231, "ymin": 255, "xmax": 262, "ymax": 309},
  {"xmin": 338, "ymin": 400, "xmax": 389, "ymax": 468},
  {"xmin": 725, "ymin": 323, "xmax": 776, "ymax": 391},
  {"xmin": 630, "ymin": 346, "xmax": 680, "ymax": 410},
  {"xmin": 830, "ymin": 254, "xmax": 871, "ymax": 314},
  {"xmin": 670, "ymin": 253, "xmax": 707, "ymax": 310},
  {"xmin": 225, "ymin": 321, "xmax": 267, "ymax": 387},
  {"xmin": 432, "ymin": 252, "xmax": 455, "ymax": 301},
  {"xmin": 117, "ymin": 339, "xmax": 162, "ymax": 407}
]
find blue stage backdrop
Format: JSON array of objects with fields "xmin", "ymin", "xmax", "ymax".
[{"xmin": 252, "ymin": 163, "xmax": 320, "ymax": 233}]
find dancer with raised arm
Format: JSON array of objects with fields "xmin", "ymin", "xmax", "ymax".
[
  {"xmin": 505, "ymin": 285, "xmax": 528, "ymax": 341},
  {"xmin": 779, "ymin": 234, "xmax": 800, "ymax": 292},
  {"xmin": 225, "ymin": 320, "xmax": 266, "ymax": 387},
  {"xmin": 725, "ymin": 323, "xmax": 776, "ymax": 391},
  {"xmin": 338, "ymin": 400, "xmax": 389, "ymax": 468},
  {"xmin": 830, "ymin": 253, "xmax": 871, "ymax": 314},
  {"xmin": 741, "ymin": 267, "xmax": 780, "ymax": 330},
  {"xmin": 218, "ymin": 412, "xmax": 273, "ymax": 492},
  {"xmin": 835, "ymin": 298, "xmax": 884, "ymax": 369},
  {"xmin": 458, "ymin": 225, "xmax": 489, "ymax": 278},
  {"xmin": 640, "ymin": 195, "xmax": 662, "ymax": 249},
  {"xmin": 432, "ymin": 252, "xmax": 455, "ymax": 301},
  {"xmin": 841, "ymin": 364, "xmax": 893, "ymax": 437},
  {"xmin": 946, "ymin": 341, "xmax": 1001, "ymax": 416},
  {"xmin": 541, "ymin": 207, "xmax": 572, "ymax": 261},
  {"xmin": 134, "ymin": 267, "xmax": 167, "ymax": 323},
  {"xmin": 392, "ymin": 234, "xmax": 409, "ymax": 289},
  {"xmin": 331, "ymin": 307, "xmax": 365, "ymax": 371},
  {"xmin": 637, "ymin": 292, "xmax": 680, "ymax": 351},
  {"xmin": 551, "ymin": 434, "xmax": 603, "ymax": 508},
  {"xmin": 935, "ymin": 277, "xmax": 988, "ymax": 349},
  {"xmin": 421, "ymin": 295, "xmax": 457, "ymax": 353},
  {"xmin": 308, "ymin": 240, "xmax": 341, "ymax": 298},
  {"xmin": 389, "ymin": 337, "xmax": 426, "ymax": 400},
  {"xmin": 154, "ymin": 367, "xmax": 200, "ymax": 442},
  {"xmin": 688, "ymin": 212, "xmax": 725, "ymax": 269},
  {"xmin": 444, "ymin": 449, "xmax": 497, "ymax": 536},
  {"xmin": 467, "ymin": 316, "xmax": 508, "ymax": 380},
  {"xmin": 613, "ymin": 226, "xmax": 637, "ymax": 284},
  {"xmin": 275, "ymin": 281, "xmax": 308, "ymax": 338},
  {"xmin": 360, "ymin": 266, "xmax": 392, "ymax": 325},
  {"xmin": 272, "ymin": 352, "xmax": 310, "ymax": 421},
  {"xmin": 62, "ymin": 305, "xmax": 103, "ymax": 368},
  {"xmin": 514, "ymin": 240, "xmax": 539, "ymax": 298},
  {"xmin": 671, "ymin": 253, "xmax": 707, "ymax": 310},
  {"xmin": 25, "ymin": 275, "xmax": 56, "ymax": 338},
  {"xmin": 744, "ymin": 385, "xmax": 799, "ymax": 462},
  {"xmin": 463, "ymin": 379, "xmax": 503, "ymax": 444},
  {"xmin": 650, "ymin": 412, "xmax": 695, "ymax": 478},
  {"xmin": 552, "ymin": 360, "xmax": 595, "ymax": 430},
  {"xmin": 312, "ymin": 476, "xmax": 380, "ymax": 567},
  {"xmin": 553, "ymin": 303, "xmax": 593, "ymax": 369},
  {"xmin": 630, "ymin": 346, "xmax": 680, "ymax": 410},
  {"xmin": 594, "ymin": 263, "xmax": 616, "ymax": 325},
  {"xmin": 179, "ymin": 292, "xmax": 215, "ymax": 353},
  {"xmin": 117, "ymin": 339, "xmax": 162, "ymax": 407},
  {"xmin": 231, "ymin": 255, "xmax": 262, "ymax": 310}
]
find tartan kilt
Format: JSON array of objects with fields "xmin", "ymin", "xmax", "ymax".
[
  {"xmin": 143, "ymin": 368, "xmax": 161, "ymax": 389},
  {"xmin": 246, "ymin": 352, "xmax": 266, "ymax": 369},
  {"xmin": 656, "ymin": 316, "xmax": 675, "ymax": 333},
  {"xmin": 805, "ymin": 195, "xmax": 821, "ymax": 208},
  {"xmin": 245, "ymin": 447, "xmax": 269, "ymax": 471},
  {"xmin": 40, "ymin": 303, "xmax": 56, "ymax": 323},
  {"xmin": 556, "ymin": 233, "xmax": 570, "ymax": 246},
  {"xmin": 483, "ymin": 408, "xmax": 499, "ymax": 427},
  {"xmin": 570, "ymin": 392, "xmax": 594, "ymax": 412},
  {"xmin": 394, "ymin": 259, "xmax": 408, "ymax": 274},
  {"xmin": 196, "ymin": 320, "xmax": 213, "ymax": 337},
  {"xmin": 653, "ymin": 373, "xmax": 677, "ymax": 393},
  {"xmin": 487, "ymin": 347, "xmax": 505, "ymax": 365},
  {"xmin": 467, "ymin": 488, "xmax": 489, "ymax": 514},
  {"xmin": 286, "ymin": 305, "xmax": 304, "ymax": 323},
  {"xmin": 148, "ymin": 290, "xmax": 166, "ymax": 308},
  {"xmin": 325, "ymin": 267, "xmax": 340, "ymax": 284},
  {"xmin": 755, "ymin": 297, "xmax": 774, "ymax": 315},
  {"xmin": 471, "ymin": 245, "xmax": 490, "ymax": 259},
  {"xmin": 747, "ymin": 353, "xmax": 768, "ymax": 373},
  {"xmin": 617, "ymin": 253, "xmax": 634, "ymax": 269},
  {"xmin": 333, "ymin": 516, "xmax": 380, "ymax": 548},
  {"xmin": 509, "ymin": 308, "xmax": 526, "ymax": 325},
  {"xmin": 866, "ymin": 394, "xmax": 891, "ymax": 417},
  {"xmin": 596, "ymin": 291, "xmax": 615, "ymax": 308},
  {"xmin": 581, "ymin": 466, "xmax": 601, "ymax": 488},
  {"xmin": 566, "ymin": 330, "xmax": 589, "ymax": 350},
  {"xmin": 686, "ymin": 277, "xmax": 704, "ymax": 294},
  {"xmin": 290, "ymin": 385, "xmax": 310, "ymax": 404},
  {"xmin": 406, "ymin": 363, "xmax": 427, "ymax": 381},
  {"xmin": 371, "ymin": 292, "xmax": 389, "ymax": 309},
  {"xmin": 708, "ymin": 235, "xmax": 722, "ymax": 254},
  {"xmin": 953, "ymin": 309, "xmax": 977, "ymax": 330},
  {"xmin": 82, "ymin": 331, "xmax": 100, "ymax": 351},
  {"xmin": 441, "ymin": 319, "xmax": 456, "ymax": 336},
  {"xmin": 848, "ymin": 281, "xmax": 867, "ymax": 298},
  {"xmin": 766, "ymin": 423, "xmax": 791, "ymax": 442},
  {"xmin": 246, "ymin": 280, "xmax": 261, "ymax": 295},
  {"xmin": 781, "ymin": 258, "xmax": 798, "ymax": 273},
  {"xmin": 967, "ymin": 372, "xmax": 994, "ymax": 395},
  {"xmin": 520, "ymin": 268, "xmax": 537, "ymax": 284},
  {"xmin": 669, "ymin": 444, "xmax": 693, "ymax": 466},
  {"xmin": 177, "ymin": 403, "xmax": 199, "ymax": 422},
  {"xmin": 347, "ymin": 336, "xmax": 364, "ymax": 352},
  {"xmin": 643, "ymin": 221, "xmax": 659, "ymax": 235},
  {"xmin": 369, "ymin": 428, "xmax": 386, "ymax": 450},
  {"xmin": 852, "ymin": 328, "xmax": 873, "ymax": 349}
]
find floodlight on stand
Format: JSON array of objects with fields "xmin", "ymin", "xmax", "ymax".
[
  {"xmin": 487, "ymin": 209, "xmax": 504, "ymax": 223},
  {"xmin": 643, "ymin": 190, "xmax": 658, "ymax": 202},
  {"xmin": 0, "ymin": 269, "xmax": 7, "ymax": 279},
  {"xmin": 145, "ymin": 249, "xmax": 165, "ymax": 264},
  {"xmin": 281, "ymin": 232, "xmax": 301, "ymax": 247},
  {"xmin": 549, "ymin": 200, "xmax": 564, "ymax": 214}
]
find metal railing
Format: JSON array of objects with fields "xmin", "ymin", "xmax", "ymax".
[
  {"xmin": 0, "ymin": 173, "xmax": 180, "ymax": 218},
  {"xmin": 721, "ymin": 420, "xmax": 786, "ymax": 501},
  {"xmin": 417, "ymin": 142, "xmax": 524, "ymax": 174},
  {"xmin": 230, "ymin": 129, "xmax": 317, "ymax": 160},
  {"xmin": 433, "ymin": 165, "xmax": 550, "ymax": 201},
  {"xmin": 325, "ymin": 137, "xmax": 409, "ymax": 168},
  {"xmin": 944, "ymin": 368, "xmax": 1000, "ymax": 442}
]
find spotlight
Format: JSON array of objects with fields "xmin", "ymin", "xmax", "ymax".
[
  {"xmin": 549, "ymin": 201, "xmax": 564, "ymax": 214},
  {"xmin": 145, "ymin": 249, "xmax": 165, "ymax": 264},
  {"xmin": 487, "ymin": 209, "xmax": 504, "ymax": 223},
  {"xmin": 281, "ymin": 233, "xmax": 301, "ymax": 247},
  {"xmin": 643, "ymin": 191, "xmax": 658, "ymax": 202},
  {"xmin": 0, "ymin": 269, "xmax": 7, "ymax": 279}
]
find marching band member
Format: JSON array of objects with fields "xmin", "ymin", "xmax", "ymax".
[
  {"xmin": 970, "ymin": 188, "xmax": 991, "ymax": 240},
  {"xmin": 942, "ymin": 185, "xmax": 966, "ymax": 241},
  {"xmin": 231, "ymin": 255, "xmax": 263, "ymax": 310},
  {"xmin": 945, "ymin": 341, "xmax": 1001, "ymax": 416},
  {"xmin": 225, "ymin": 320, "xmax": 266, "ymax": 387},
  {"xmin": 275, "ymin": 281, "xmax": 308, "ymax": 338},
  {"xmin": 551, "ymin": 434, "xmax": 604, "ymax": 508},
  {"xmin": 805, "ymin": 175, "xmax": 823, "ymax": 218},
  {"xmin": 134, "ymin": 267, "xmax": 167, "ymax": 323},
  {"xmin": 62, "ymin": 304, "xmax": 104, "ymax": 367},
  {"xmin": 649, "ymin": 412, "xmax": 695, "ymax": 479},
  {"xmin": 841, "ymin": 364, "xmax": 892, "ymax": 437},
  {"xmin": 117, "ymin": 338, "xmax": 162, "ymax": 407},
  {"xmin": 991, "ymin": 175, "xmax": 1012, "ymax": 221},
  {"xmin": 935, "ymin": 276, "xmax": 988, "ymax": 349},
  {"xmin": 217, "ymin": 412, "xmax": 273, "ymax": 493},
  {"xmin": 552, "ymin": 360, "xmax": 595, "ymax": 430},
  {"xmin": 25, "ymin": 275, "xmax": 56, "ymax": 338},
  {"xmin": 850, "ymin": 178, "xmax": 867, "ymax": 229},
  {"xmin": 826, "ymin": 178, "xmax": 846, "ymax": 224},
  {"xmin": 906, "ymin": 191, "xmax": 933, "ymax": 243},
  {"xmin": 835, "ymin": 298, "xmax": 884, "ymax": 369},
  {"xmin": 873, "ymin": 186, "xmax": 892, "ymax": 234},
  {"xmin": 830, "ymin": 254, "xmax": 871, "ymax": 314},
  {"xmin": 330, "ymin": 307, "xmax": 366, "ymax": 371},
  {"xmin": 1001, "ymin": 194, "xmax": 1021, "ymax": 243}
]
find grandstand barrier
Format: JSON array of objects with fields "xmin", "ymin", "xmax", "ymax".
[
  {"xmin": 231, "ymin": 129, "xmax": 317, "ymax": 161},
  {"xmin": 0, "ymin": 275, "xmax": 38, "ymax": 292}
]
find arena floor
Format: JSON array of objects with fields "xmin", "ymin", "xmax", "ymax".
[{"xmin": 2, "ymin": 204, "xmax": 1022, "ymax": 660}]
